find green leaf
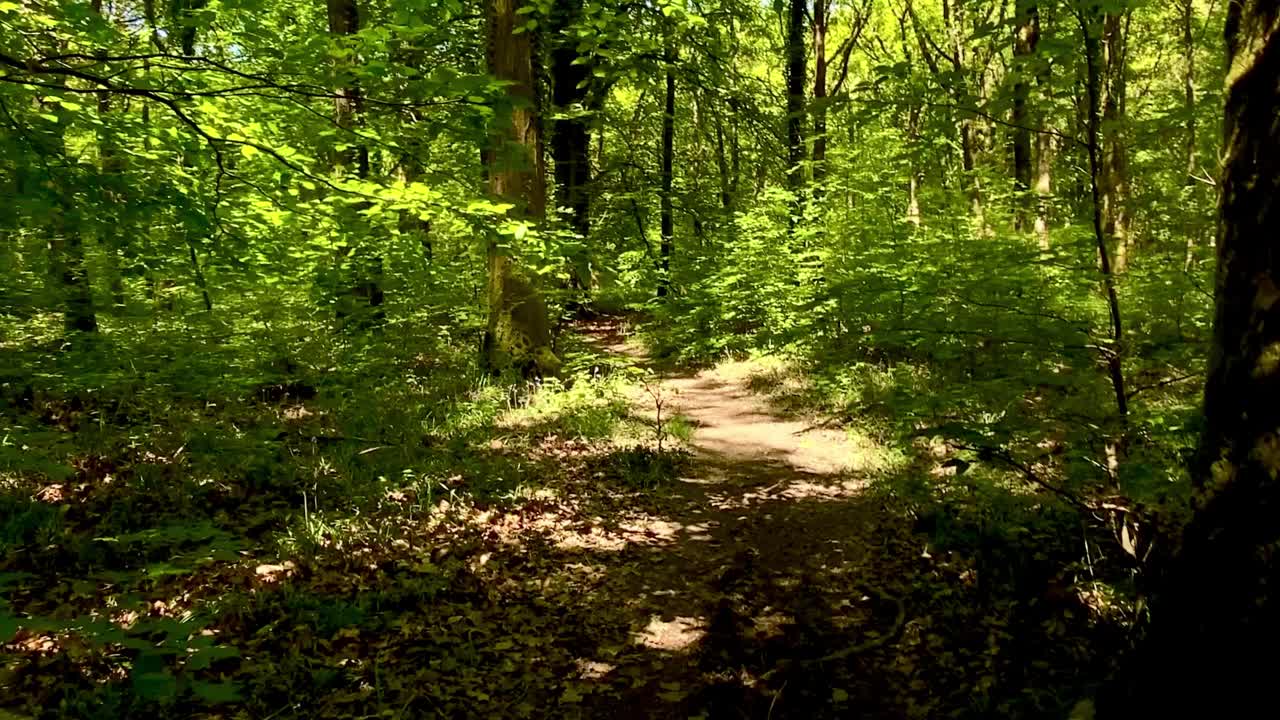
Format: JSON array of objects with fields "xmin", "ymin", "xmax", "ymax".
[
  {"xmin": 133, "ymin": 671, "xmax": 178, "ymax": 699},
  {"xmin": 191, "ymin": 680, "xmax": 242, "ymax": 703}
]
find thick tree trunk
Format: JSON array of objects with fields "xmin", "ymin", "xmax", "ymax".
[
  {"xmin": 785, "ymin": 0, "xmax": 806, "ymax": 201},
  {"xmin": 484, "ymin": 0, "xmax": 560, "ymax": 375},
  {"xmin": 1011, "ymin": 0, "xmax": 1039, "ymax": 231},
  {"xmin": 549, "ymin": 0, "xmax": 594, "ymax": 289},
  {"xmin": 657, "ymin": 31, "xmax": 676, "ymax": 298},
  {"xmin": 1109, "ymin": 1, "xmax": 1280, "ymax": 713}
]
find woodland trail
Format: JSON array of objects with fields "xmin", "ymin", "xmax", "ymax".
[{"xmin": 564, "ymin": 320, "xmax": 913, "ymax": 718}]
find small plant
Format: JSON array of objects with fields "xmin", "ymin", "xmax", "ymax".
[
  {"xmin": 640, "ymin": 376, "xmax": 681, "ymax": 453},
  {"xmin": 605, "ymin": 446, "xmax": 689, "ymax": 490}
]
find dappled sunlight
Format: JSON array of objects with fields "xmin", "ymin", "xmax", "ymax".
[{"xmin": 634, "ymin": 615, "xmax": 707, "ymax": 652}]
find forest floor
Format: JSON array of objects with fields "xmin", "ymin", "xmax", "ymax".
[{"xmin": 1, "ymin": 318, "xmax": 1113, "ymax": 719}]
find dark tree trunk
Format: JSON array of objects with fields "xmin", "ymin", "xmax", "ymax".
[
  {"xmin": 1079, "ymin": 4, "xmax": 1129, "ymax": 419},
  {"xmin": 658, "ymin": 30, "xmax": 676, "ymax": 298},
  {"xmin": 48, "ymin": 207, "xmax": 99, "ymax": 333},
  {"xmin": 1108, "ymin": 1, "xmax": 1280, "ymax": 714},
  {"xmin": 1181, "ymin": 0, "xmax": 1197, "ymax": 186},
  {"xmin": 549, "ymin": 0, "xmax": 594, "ymax": 289},
  {"xmin": 1011, "ymin": 0, "xmax": 1039, "ymax": 231},
  {"xmin": 812, "ymin": 0, "xmax": 828, "ymax": 197},
  {"xmin": 785, "ymin": 0, "xmax": 806, "ymax": 200},
  {"xmin": 715, "ymin": 113, "xmax": 733, "ymax": 214}
]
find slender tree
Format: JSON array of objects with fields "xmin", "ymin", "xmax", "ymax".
[
  {"xmin": 1011, "ymin": 0, "xmax": 1039, "ymax": 231},
  {"xmin": 1099, "ymin": 6, "xmax": 1131, "ymax": 269},
  {"xmin": 785, "ymin": 0, "xmax": 807, "ymax": 202},
  {"xmin": 327, "ymin": 0, "xmax": 383, "ymax": 324},
  {"xmin": 549, "ymin": 0, "xmax": 596, "ymax": 289},
  {"xmin": 658, "ymin": 25, "xmax": 676, "ymax": 297}
]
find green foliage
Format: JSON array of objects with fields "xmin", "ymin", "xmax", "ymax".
[
  {"xmin": 0, "ymin": 491, "xmax": 64, "ymax": 549},
  {"xmin": 0, "ymin": 0, "xmax": 1236, "ymax": 714}
]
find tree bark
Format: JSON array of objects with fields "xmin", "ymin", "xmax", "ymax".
[
  {"xmin": 714, "ymin": 113, "xmax": 733, "ymax": 214},
  {"xmin": 1181, "ymin": 0, "xmax": 1199, "ymax": 268},
  {"xmin": 1079, "ymin": 4, "xmax": 1129, "ymax": 419},
  {"xmin": 1109, "ymin": 1, "xmax": 1280, "ymax": 713},
  {"xmin": 1099, "ymin": 9, "xmax": 1130, "ymax": 270},
  {"xmin": 1012, "ymin": 0, "xmax": 1039, "ymax": 231},
  {"xmin": 483, "ymin": 0, "xmax": 560, "ymax": 375},
  {"xmin": 328, "ymin": 0, "xmax": 382, "ymax": 324},
  {"xmin": 943, "ymin": 0, "xmax": 985, "ymax": 227},
  {"xmin": 785, "ymin": 0, "xmax": 806, "ymax": 202},
  {"xmin": 1033, "ymin": 119, "xmax": 1053, "ymax": 248},
  {"xmin": 812, "ymin": 0, "xmax": 828, "ymax": 197},
  {"xmin": 906, "ymin": 105, "xmax": 922, "ymax": 226},
  {"xmin": 36, "ymin": 102, "xmax": 97, "ymax": 333},
  {"xmin": 1182, "ymin": 0, "xmax": 1197, "ymax": 186},
  {"xmin": 171, "ymin": 0, "xmax": 215, "ymax": 312},
  {"xmin": 657, "ymin": 29, "xmax": 676, "ymax": 298},
  {"xmin": 89, "ymin": 1, "xmax": 126, "ymax": 309},
  {"xmin": 549, "ymin": 0, "xmax": 594, "ymax": 289}
]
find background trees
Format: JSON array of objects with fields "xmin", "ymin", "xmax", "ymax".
[{"xmin": 0, "ymin": 0, "xmax": 1264, "ymax": 715}]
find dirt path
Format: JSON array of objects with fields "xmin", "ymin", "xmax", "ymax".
[{"xmin": 564, "ymin": 321, "xmax": 912, "ymax": 719}]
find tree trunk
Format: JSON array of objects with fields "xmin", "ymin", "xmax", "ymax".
[
  {"xmin": 483, "ymin": 0, "xmax": 560, "ymax": 375},
  {"xmin": 906, "ymin": 105, "xmax": 922, "ymax": 226},
  {"xmin": 1034, "ymin": 36, "xmax": 1053, "ymax": 249},
  {"xmin": 171, "ymin": 0, "xmax": 215, "ymax": 313},
  {"xmin": 812, "ymin": 0, "xmax": 828, "ymax": 198},
  {"xmin": 715, "ymin": 113, "xmax": 733, "ymax": 214},
  {"xmin": 657, "ymin": 30, "xmax": 676, "ymax": 298},
  {"xmin": 38, "ymin": 110, "xmax": 98, "ymax": 333},
  {"xmin": 91, "ymin": 0, "xmax": 128, "ymax": 309},
  {"xmin": 1011, "ymin": 0, "xmax": 1039, "ymax": 231},
  {"xmin": 1100, "ymin": 9, "xmax": 1130, "ymax": 270},
  {"xmin": 1181, "ymin": 0, "xmax": 1199, "ymax": 268},
  {"xmin": 1034, "ymin": 122, "xmax": 1053, "ymax": 248},
  {"xmin": 1109, "ymin": 1, "xmax": 1280, "ymax": 713},
  {"xmin": 944, "ymin": 0, "xmax": 985, "ymax": 227},
  {"xmin": 549, "ymin": 0, "xmax": 594, "ymax": 289},
  {"xmin": 1079, "ymin": 5, "xmax": 1129, "ymax": 419},
  {"xmin": 328, "ymin": 0, "xmax": 382, "ymax": 324},
  {"xmin": 785, "ymin": 0, "xmax": 806, "ymax": 202}
]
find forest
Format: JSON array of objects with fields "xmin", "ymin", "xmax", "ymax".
[{"xmin": 1, "ymin": 0, "xmax": 1278, "ymax": 716}]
